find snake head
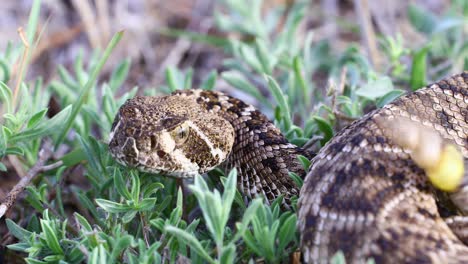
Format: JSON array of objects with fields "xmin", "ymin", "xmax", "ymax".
[{"xmin": 108, "ymin": 95, "xmax": 235, "ymax": 178}]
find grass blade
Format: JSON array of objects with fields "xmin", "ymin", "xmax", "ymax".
[{"xmin": 55, "ymin": 31, "xmax": 124, "ymax": 148}]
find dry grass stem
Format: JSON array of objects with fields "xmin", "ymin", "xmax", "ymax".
[
  {"xmin": 0, "ymin": 140, "xmax": 55, "ymax": 219},
  {"xmin": 354, "ymin": 0, "xmax": 382, "ymax": 71},
  {"xmin": 72, "ymin": 0, "xmax": 102, "ymax": 48}
]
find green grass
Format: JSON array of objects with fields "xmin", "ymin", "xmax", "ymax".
[{"xmin": 1, "ymin": 0, "xmax": 467, "ymax": 263}]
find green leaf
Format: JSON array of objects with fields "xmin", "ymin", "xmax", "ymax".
[
  {"xmin": 27, "ymin": 109, "xmax": 48, "ymax": 128},
  {"xmin": 77, "ymin": 135, "xmax": 103, "ymax": 176},
  {"xmin": 130, "ymin": 170, "xmax": 140, "ymax": 203},
  {"xmin": 9, "ymin": 105, "xmax": 72, "ymax": 143},
  {"xmin": 40, "ymin": 220, "xmax": 64, "ymax": 255},
  {"xmin": 293, "ymin": 56, "xmax": 309, "ymax": 103},
  {"xmin": 221, "ymin": 71, "xmax": 270, "ymax": 107},
  {"xmin": 25, "ymin": 258, "xmax": 47, "ymax": 264},
  {"xmin": 234, "ymin": 198, "xmax": 262, "ymax": 241},
  {"xmin": 122, "ymin": 210, "xmax": 138, "ymax": 223},
  {"xmin": 242, "ymin": 229, "xmax": 263, "ymax": 256},
  {"xmin": 165, "ymin": 67, "xmax": 183, "ymax": 92},
  {"xmin": 58, "ymin": 66, "xmax": 78, "ymax": 89},
  {"xmin": 75, "ymin": 190, "xmax": 103, "ymax": 226},
  {"xmin": 330, "ymin": 251, "xmax": 346, "ymax": 264},
  {"xmin": 95, "ymin": 199, "xmax": 131, "ymax": 213},
  {"xmin": 175, "ymin": 187, "xmax": 183, "ymax": 217},
  {"xmin": 265, "ymin": 75, "xmax": 292, "ymax": 130},
  {"xmin": 74, "ymin": 213, "xmax": 92, "ymax": 232},
  {"xmin": 407, "ymin": 4, "xmax": 437, "ymax": 35},
  {"xmin": 200, "ymin": 70, "xmax": 217, "ymax": 90},
  {"xmin": 141, "ymin": 182, "xmax": 164, "ymax": 197},
  {"xmin": 277, "ymin": 214, "xmax": 297, "ymax": 250},
  {"xmin": 0, "ymin": 59, "xmax": 10, "ymax": 83},
  {"xmin": 376, "ymin": 89, "xmax": 405, "ymax": 108},
  {"xmin": 102, "ymin": 84, "xmax": 118, "ymax": 125},
  {"xmin": 89, "ymin": 245, "xmax": 108, "ymax": 264},
  {"xmin": 2, "ymin": 126, "xmax": 12, "ymax": 141},
  {"xmin": 59, "ymin": 147, "xmax": 87, "ymax": 167},
  {"xmin": 220, "ymin": 244, "xmax": 236, "ymax": 264},
  {"xmin": 433, "ymin": 17, "xmax": 466, "ymax": 34},
  {"xmin": 26, "ymin": 215, "xmax": 40, "ymax": 233},
  {"xmin": 137, "ymin": 198, "xmax": 157, "ymax": 211},
  {"xmin": 203, "ymin": 191, "xmax": 224, "ymax": 243},
  {"xmin": 68, "ymin": 246, "xmax": 86, "ymax": 263},
  {"xmin": 26, "ymin": 0, "xmax": 41, "ymax": 45},
  {"xmin": 155, "ymin": 195, "xmax": 172, "ymax": 213},
  {"xmin": 254, "ymin": 39, "xmax": 272, "ymax": 74},
  {"xmin": 410, "ymin": 46, "xmax": 430, "ymax": 91},
  {"xmin": 356, "ymin": 76, "xmax": 394, "ymax": 100},
  {"xmin": 221, "ymin": 169, "xmax": 237, "ymax": 224},
  {"xmin": 150, "ymin": 218, "xmax": 165, "ymax": 231},
  {"xmin": 7, "ymin": 242, "xmax": 30, "ymax": 252},
  {"xmin": 25, "ymin": 186, "xmax": 45, "ymax": 212},
  {"xmin": 5, "ymin": 146, "xmax": 24, "ymax": 156},
  {"xmin": 0, "ymin": 81, "xmax": 12, "ymax": 112},
  {"xmin": 313, "ymin": 116, "xmax": 334, "ymax": 145},
  {"xmin": 165, "ymin": 226, "xmax": 215, "ymax": 264},
  {"xmin": 184, "ymin": 68, "xmax": 194, "ymax": 89},
  {"xmin": 114, "ymin": 168, "xmax": 131, "ymax": 200},
  {"xmin": 0, "ymin": 162, "xmax": 6, "ymax": 172},
  {"xmin": 288, "ymin": 172, "xmax": 304, "ymax": 188},
  {"xmin": 6, "ymin": 219, "xmax": 32, "ymax": 242},
  {"xmin": 74, "ymin": 51, "xmax": 89, "ymax": 86},
  {"xmin": 297, "ymin": 155, "xmax": 311, "ymax": 170},
  {"xmin": 109, "ymin": 58, "xmax": 131, "ymax": 91},
  {"xmin": 55, "ymin": 31, "xmax": 124, "ymax": 148},
  {"xmin": 239, "ymin": 44, "xmax": 264, "ymax": 73},
  {"xmin": 158, "ymin": 27, "xmax": 230, "ymax": 48},
  {"xmin": 109, "ymin": 235, "xmax": 134, "ymax": 263}
]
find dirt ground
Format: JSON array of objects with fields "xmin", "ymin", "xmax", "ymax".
[{"xmin": 0, "ymin": 0, "xmax": 449, "ymax": 89}]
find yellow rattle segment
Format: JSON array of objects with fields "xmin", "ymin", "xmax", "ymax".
[
  {"xmin": 375, "ymin": 116, "xmax": 465, "ymax": 192},
  {"xmin": 425, "ymin": 144, "xmax": 464, "ymax": 192}
]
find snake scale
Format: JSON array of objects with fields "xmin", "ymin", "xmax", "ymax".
[{"xmin": 109, "ymin": 71, "xmax": 468, "ymax": 263}]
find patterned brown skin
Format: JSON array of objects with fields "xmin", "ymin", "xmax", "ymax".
[
  {"xmin": 299, "ymin": 72, "xmax": 468, "ymax": 263},
  {"xmin": 109, "ymin": 89, "xmax": 309, "ymax": 205},
  {"xmin": 109, "ymin": 72, "xmax": 468, "ymax": 263},
  {"xmin": 108, "ymin": 94, "xmax": 236, "ymax": 177}
]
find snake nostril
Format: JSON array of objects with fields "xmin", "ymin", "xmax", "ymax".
[
  {"xmin": 157, "ymin": 150, "xmax": 166, "ymax": 158},
  {"xmin": 122, "ymin": 137, "xmax": 139, "ymax": 165},
  {"xmin": 126, "ymin": 127, "xmax": 136, "ymax": 135},
  {"xmin": 150, "ymin": 136, "xmax": 157, "ymax": 149}
]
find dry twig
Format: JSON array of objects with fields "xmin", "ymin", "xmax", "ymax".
[
  {"xmin": 330, "ymin": 67, "xmax": 356, "ymax": 122},
  {"xmin": 31, "ymin": 24, "xmax": 83, "ymax": 63},
  {"xmin": 7, "ymin": 28, "xmax": 31, "ymax": 179},
  {"xmin": 0, "ymin": 140, "xmax": 62, "ymax": 219},
  {"xmin": 12, "ymin": 27, "xmax": 30, "ymax": 109},
  {"xmin": 97, "ymin": 0, "xmax": 111, "ymax": 45},
  {"xmin": 354, "ymin": 0, "xmax": 382, "ymax": 71},
  {"xmin": 71, "ymin": 0, "xmax": 102, "ymax": 49}
]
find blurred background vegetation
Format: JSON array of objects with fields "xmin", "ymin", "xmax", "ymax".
[{"xmin": 0, "ymin": 0, "xmax": 466, "ymax": 263}]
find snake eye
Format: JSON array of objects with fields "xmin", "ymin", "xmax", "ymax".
[{"xmin": 172, "ymin": 122, "xmax": 189, "ymax": 145}]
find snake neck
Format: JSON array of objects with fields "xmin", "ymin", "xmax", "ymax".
[{"xmin": 173, "ymin": 89, "xmax": 311, "ymax": 205}]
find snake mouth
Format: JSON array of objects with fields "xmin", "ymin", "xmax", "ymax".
[
  {"xmin": 112, "ymin": 137, "xmax": 140, "ymax": 167},
  {"xmin": 110, "ymin": 133, "xmax": 201, "ymax": 178},
  {"xmin": 139, "ymin": 167, "xmax": 200, "ymax": 178},
  {"xmin": 109, "ymin": 132, "xmax": 146, "ymax": 169}
]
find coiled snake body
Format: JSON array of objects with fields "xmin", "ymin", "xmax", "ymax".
[{"xmin": 109, "ymin": 72, "xmax": 468, "ymax": 263}]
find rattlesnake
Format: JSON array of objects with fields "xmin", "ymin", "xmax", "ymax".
[{"xmin": 109, "ymin": 72, "xmax": 468, "ymax": 263}]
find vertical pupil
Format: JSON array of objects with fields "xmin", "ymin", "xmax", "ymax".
[
  {"xmin": 179, "ymin": 128, "xmax": 186, "ymax": 138},
  {"xmin": 150, "ymin": 136, "xmax": 157, "ymax": 149}
]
